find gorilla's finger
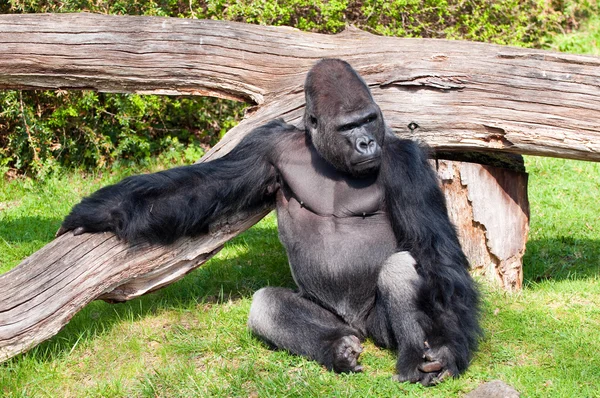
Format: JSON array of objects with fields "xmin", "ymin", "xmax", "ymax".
[
  {"xmin": 55, "ymin": 226, "xmax": 69, "ymax": 238},
  {"xmin": 73, "ymin": 226, "xmax": 87, "ymax": 236}
]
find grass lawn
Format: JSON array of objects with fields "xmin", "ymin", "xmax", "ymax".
[
  {"xmin": 2, "ymin": 14, "xmax": 600, "ymax": 397},
  {"xmin": 1, "ymin": 155, "xmax": 599, "ymax": 398}
]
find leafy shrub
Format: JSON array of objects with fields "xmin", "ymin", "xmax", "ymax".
[
  {"xmin": 0, "ymin": 0, "xmax": 596, "ymax": 176},
  {"xmin": 0, "ymin": 91, "xmax": 245, "ymax": 177}
]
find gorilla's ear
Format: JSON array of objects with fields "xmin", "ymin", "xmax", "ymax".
[
  {"xmin": 304, "ymin": 104, "xmax": 318, "ymax": 135},
  {"xmin": 304, "ymin": 86, "xmax": 319, "ymax": 134}
]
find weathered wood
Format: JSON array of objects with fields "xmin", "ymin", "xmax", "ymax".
[
  {"xmin": 1, "ymin": 13, "xmax": 600, "ymax": 161},
  {"xmin": 0, "ymin": 13, "xmax": 594, "ymax": 361},
  {"xmin": 437, "ymin": 161, "xmax": 529, "ymax": 291}
]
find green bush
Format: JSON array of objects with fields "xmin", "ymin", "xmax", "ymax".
[
  {"xmin": 0, "ymin": 0, "xmax": 596, "ymax": 177},
  {"xmin": 0, "ymin": 91, "xmax": 245, "ymax": 177}
]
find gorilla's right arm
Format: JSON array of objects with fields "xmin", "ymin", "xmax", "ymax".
[{"xmin": 58, "ymin": 120, "xmax": 293, "ymax": 244}]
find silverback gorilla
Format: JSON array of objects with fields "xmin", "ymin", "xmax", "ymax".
[{"xmin": 58, "ymin": 59, "xmax": 480, "ymax": 385}]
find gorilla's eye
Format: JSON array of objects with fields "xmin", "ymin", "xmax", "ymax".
[
  {"xmin": 365, "ymin": 115, "xmax": 377, "ymax": 124},
  {"xmin": 309, "ymin": 116, "xmax": 318, "ymax": 128},
  {"xmin": 339, "ymin": 122, "xmax": 357, "ymax": 132}
]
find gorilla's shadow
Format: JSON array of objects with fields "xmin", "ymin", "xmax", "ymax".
[
  {"xmin": 0, "ymin": 216, "xmax": 61, "ymax": 246},
  {"xmin": 523, "ymin": 236, "xmax": 600, "ymax": 286},
  {"xmin": 2, "ymin": 219, "xmax": 291, "ymax": 364}
]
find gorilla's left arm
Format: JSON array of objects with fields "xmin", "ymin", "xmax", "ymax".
[
  {"xmin": 381, "ymin": 133, "xmax": 481, "ymax": 373},
  {"xmin": 58, "ymin": 120, "xmax": 292, "ymax": 244}
]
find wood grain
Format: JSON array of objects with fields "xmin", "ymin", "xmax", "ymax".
[
  {"xmin": 1, "ymin": 13, "xmax": 595, "ymax": 361},
  {"xmin": 0, "ymin": 13, "xmax": 599, "ymax": 161}
]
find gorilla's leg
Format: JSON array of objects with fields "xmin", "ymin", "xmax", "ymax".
[
  {"xmin": 367, "ymin": 252, "xmax": 450, "ymax": 386},
  {"xmin": 248, "ymin": 287, "xmax": 364, "ymax": 373}
]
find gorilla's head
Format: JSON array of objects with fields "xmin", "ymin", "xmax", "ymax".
[{"xmin": 304, "ymin": 59, "xmax": 385, "ymax": 177}]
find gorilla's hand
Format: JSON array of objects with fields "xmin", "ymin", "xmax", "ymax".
[
  {"xmin": 331, "ymin": 335, "xmax": 364, "ymax": 373},
  {"xmin": 56, "ymin": 182, "xmax": 130, "ymax": 240}
]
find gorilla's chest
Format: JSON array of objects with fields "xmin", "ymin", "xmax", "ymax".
[
  {"xmin": 274, "ymin": 139, "xmax": 396, "ymax": 315},
  {"xmin": 276, "ymin": 143, "xmax": 384, "ymax": 217}
]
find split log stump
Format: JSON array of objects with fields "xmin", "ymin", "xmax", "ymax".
[{"xmin": 437, "ymin": 160, "xmax": 529, "ymax": 290}]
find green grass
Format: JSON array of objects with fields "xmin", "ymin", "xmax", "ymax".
[
  {"xmin": 2, "ymin": 11, "xmax": 600, "ymax": 398},
  {"xmin": 550, "ymin": 15, "xmax": 600, "ymax": 56},
  {"xmin": 1, "ymin": 156, "xmax": 600, "ymax": 397}
]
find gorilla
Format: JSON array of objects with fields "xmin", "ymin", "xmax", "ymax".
[{"xmin": 58, "ymin": 59, "xmax": 480, "ymax": 386}]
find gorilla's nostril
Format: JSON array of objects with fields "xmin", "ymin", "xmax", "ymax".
[{"xmin": 357, "ymin": 138, "xmax": 375, "ymax": 153}]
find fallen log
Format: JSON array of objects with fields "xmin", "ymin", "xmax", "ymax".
[
  {"xmin": 1, "ymin": 13, "xmax": 598, "ymax": 362},
  {"xmin": 1, "ymin": 13, "xmax": 599, "ymax": 161},
  {"xmin": 0, "ymin": 208, "xmax": 270, "ymax": 361}
]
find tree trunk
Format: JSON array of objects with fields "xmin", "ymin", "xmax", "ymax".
[
  {"xmin": 1, "ymin": 13, "xmax": 599, "ymax": 161},
  {"xmin": 1, "ymin": 13, "xmax": 598, "ymax": 361},
  {"xmin": 437, "ymin": 160, "xmax": 529, "ymax": 291}
]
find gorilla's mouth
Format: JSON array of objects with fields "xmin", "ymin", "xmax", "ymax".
[
  {"xmin": 351, "ymin": 156, "xmax": 381, "ymax": 176},
  {"xmin": 353, "ymin": 156, "xmax": 380, "ymax": 166}
]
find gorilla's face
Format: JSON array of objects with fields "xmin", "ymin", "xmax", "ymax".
[{"xmin": 304, "ymin": 59, "xmax": 385, "ymax": 177}]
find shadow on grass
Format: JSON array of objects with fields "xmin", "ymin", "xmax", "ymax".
[
  {"xmin": 4, "ymin": 217, "xmax": 600, "ymax": 366},
  {"xmin": 2, "ymin": 221, "xmax": 292, "ymax": 365},
  {"xmin": 0, "ymin": 216, "xmax": 62, "ymax": 244},
  {"xmin": 523, "ymin": 237, "xmax": 600, "ymax": 286}
]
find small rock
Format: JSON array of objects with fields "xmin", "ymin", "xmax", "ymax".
[{"xmin": 464, "ymin": 380, "xmax": 520, "ymax": 398}]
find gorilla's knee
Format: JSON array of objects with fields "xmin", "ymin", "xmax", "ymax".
[
  {"xmin": 248, "ymin": 287, "xmax": 277, "ymax": 334},
  {"xmin": 378, "ymin": 251, "xmax": 420, "ymax": 293}
]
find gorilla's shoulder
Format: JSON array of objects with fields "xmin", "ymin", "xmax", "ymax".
[
  {"xmin": 234, "ymin": 119, "xmax": 304, "ymax": 161},
  {"xmin": 244, "ymin": 119, "xmax": 304, "ymax": 148},
  {"xmin": 255, "ymin": 119, "xmax": 300, "ymax": 135},
  {"xmin": 384, "ymin": 134, "xmax": 430, "ymax": 165}
]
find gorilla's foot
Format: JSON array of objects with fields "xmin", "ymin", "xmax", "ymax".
[
  {"xmin": 331, "ymin": 335, "xmax": 364, "ymax": 373},
  {"xmin": 420, "ymin": 344, "xmax": 456, "ymax": 384},
  {"xmin": 393, "ymin": 343, "xmax": 457, "ymax": 386}
]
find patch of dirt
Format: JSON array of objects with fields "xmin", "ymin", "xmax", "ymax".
[{"xmin": 0, "ymin": 201, "xmax": 21, "ymax": 212}]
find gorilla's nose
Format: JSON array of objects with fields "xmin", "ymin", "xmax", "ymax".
[{"xmin": 355, "ymin": 136, "xmax": 378, "ymax": 155}]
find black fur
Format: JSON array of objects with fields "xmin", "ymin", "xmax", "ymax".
[
  {"xmin": 60, "ymin": 59, "xmax": 480, "ymax": 385},
  {"xmin": 61, "ymin": 120, "xmax": 289, "ymax": 244},
  {"xmin": 380, "ymin": 134, "xmax": 481, "ymax": 379}
]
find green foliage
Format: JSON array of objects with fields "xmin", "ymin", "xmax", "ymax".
[
  {"xmin": 551, "ymin": 14, "xmax": 600, "ymax": 55},
  {"xmin": 359, "ymin": 0, "xmax": 593, "ymax": 46},
  {"xmin": 0, "ymin": 91, "xmax": 244, "ymax": 177},
  {"xmin": 2, "ymin": 0, "xmax": 595, "ymax": 45},
  {"xmin": 0, "ymin": 0, "xmax": 597, "ymax": 177}
]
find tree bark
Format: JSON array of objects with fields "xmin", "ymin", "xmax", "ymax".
[
  {"xmin": 437, "ymin": 161, "xmax": 529, "ymax": 291},
  {"xmin": 0, "ymin": 13, "xmax": 599, "ymax": 161},
  {"xmin": 1, "ymin": 13, "xmax": 597, "ymax": 361}
]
